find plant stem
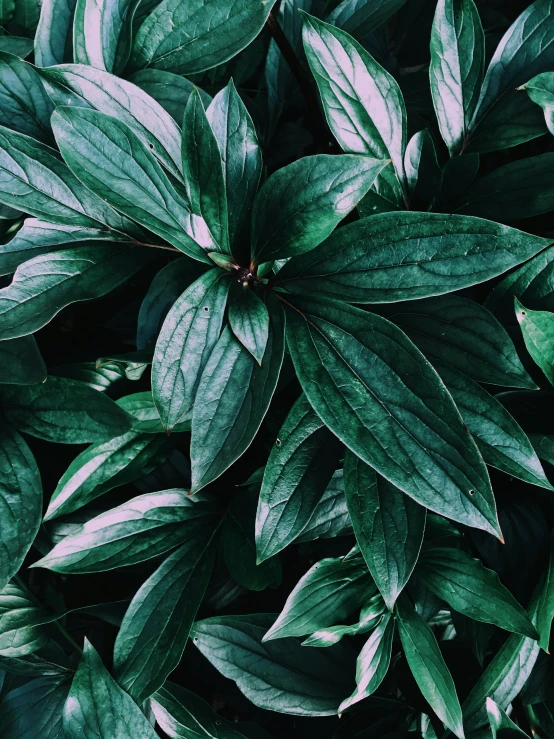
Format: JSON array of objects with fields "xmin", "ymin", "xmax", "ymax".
[{"xmin": 133, "ymin": 240, "xmax": 182, "ymax": 253}]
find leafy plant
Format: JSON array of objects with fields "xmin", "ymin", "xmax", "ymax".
[{"xmin": 1, "ymin": 0, "xmax": 554, "ymax": 737}]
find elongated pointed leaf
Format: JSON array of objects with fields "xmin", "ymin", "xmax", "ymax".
[
  {"xmin": 404, "ymin": 130, "xmax": 441, "ymax": 211},
  {"xmin": 34, "ymin": 0, "xmax": 77, "ymax": 67},
  {"xmin": 131, "ymin": 0, "xmax": 278, "ymax": 74},
  {"xmin": 536, "ymin": 538, "xmax": 554, "ymax": 651},
  {"xmin": 396, "ymin": 597, "xmax": 464, "ymax": 739},
  {"xmin": 343, "ymin": 451, "xmax": 425, "ymax": 609},
  {"xmin": 0, "ymin": 426, "xmax": 41, "ymax": 590},
  {"xmin": 327, "ymin": 0, "xmax": 406, "ymax": 39},
  {"xmin": 283, "ymin": 293, "xmax": 500, "ymax": 537},
  {"xmin": 417, "ymin": 547, "xmax": 537, "ymax": 638},
  {"xmin": 73, "ymin": 0, "xmax": 135, "ymax": 73},
  {"xmin": 0, "ymin": 674, "xmax": 71, "ymax": 739},
  {"xmin": 486, "ymin": 698, "xmax": 530, "ymax": 738},
  {"xmin": 228, "ymin": 285, "xmax": 269, "ymax": 364},
  {"xmin": 521, "ymin": 71, "xmax": 554, "ymax": 136},
  {"xmin": 63, "ymin": 639, "xmax": 158, "ymax": 739},
  {"xmin": 51, "ymin": 106, "xmax": 214, "ymax": 261},
  {"xmin": 191, "ymin": 614, "xmax": 355, "ymax": 716},
  {"xmin": 0, "ymin": 376, "xmax": 132, "ymax": 443},
  {"xmin": 207, "ymin": 79, "xmax": 262, "ymax": 248},
  {"xmin": 33, "ymin": 490, "xmax": 218, "ymax": 574},
  {"xmin": 0, "ymin": 584, "xmax": 49, "ymax": 657},
  {"xmin": 430, "ymin": 0, "xmax": 484, "ymax": 154},
  {"xmin": 515, "ymin": 299, "xmax": 554, "ymax": 386},
  {"xmin": 113, "ymin": 535, "xmax": 217, "ymax": 704},
  {"xmin": 276, "ymin": 213, "xmax": 548, "ymax": 304},
  {"xmin": 252, "ymin": 155, "xmax": 388, "ymax": 263},
  {"xmin": 256, "ymin": 393, "xmax": 342, "ymax": 562},
  {"xmin": 0, "ymin": 337, "xmax": 46, "ymax": 385},
  {"xmin": 0, "ymin": 245, "xmax": 154, "ymax": 340},
  {"xmin": 190, "ymin": 296, "xmax": 285, "ymax": 492},
  {"xmin": 130, "ymin": 69, "xmax": 212, "ymax": 123},
  {"xmin": 295, "ymin": 469, "xmax": 352, "ymax": 543},
  {"xmin": 152, "ymin": 269, "xmax": 230, "ymax": 432},
  {"xmin": 0, "ymin": 52, "xmax": 54, "ymax": 143},
  {"xmin": 264, "ymin": 552, "xmax": 373, "ymax": 641}
]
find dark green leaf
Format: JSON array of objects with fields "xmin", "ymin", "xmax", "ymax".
[
  {"xmin": 34, "ymin": 0, "xmax": 77, "ymax": 67},
  {"xmin": 0, "ymin": 583, "xmax": 48, "ymax": 657},
  {"xmin": 0, "ymin": 674, "xmax": 70, "ymax": 739},
  {"xmin": 343, "ymin": 451, "xmax": 426, "ymax": 609},
  {"xmin": 152, "ymin": 269, "xmax": 230, "ymax": 432},
  {"xmin": 515, "ymin": 299, "xmax": 554, "ymax": 386},
  {"xmin": 0, "ymin": 37, "xmax": 34, "ymax": 58},
  {"xmin": 50, "ymin": 361, "xmax": 124, "ymax": 393},
  {"xmin": 0, "ymin": 337, "xmax": 46, "ymax": 385},
  {"xmin": 276, "ymin": 212, "xmax": 548, "ymax": 304},
  {"xmin": 302, "ymin": 593, "xmax": 385, "ymax": 648},
  {"xmin": 190, "ymin": 295, "xmax": 285, "ymax": 492},
  {"xmin": 251, "ymin": 154, "xmax": 388, "ymax": 263},
  {"xmin": 256, "ymin": 393, "xmax": 342, "ymax": 562},
  {"xmin": 118, "ymin": 391, "xmax": 190, "ymax": 434},
  {"xmin": 229, "ymin": 284, "xmax": 269, "ymax": 364},
  {"xmin": 327, "ymin": 0, "xmax": 406, "ymax": 40},
  {"xmin": 73, "ymin": 0, "xmax": 136, "ymax": 73},
  {"xmin": 521, "ymin": 71, "xmax": 554, "ymax": 136},
  {"xmin": 33, "ymin": 490, "xmax": 218, "ymax": 574},
  {"xmin": 536, "ymin": 537, "xmax": 554, "ymax": 651},
  {"xmin": 0, "ymin": 52, "xmax": 54, "ymax": 143},
  {"xmin": 129, "ymin": 69, "xmax": 212, "ymax": 123},
  {"xmin": 191, "ymin": 614, "xmax": 355, "ymax": 716},
  {"xmin": 396, "ymin": 596, "xmax": 464, "ymax": 739},
  {"xmin": 96, "ymin": 349, "xmax": 152, "ymax": 382},
  {"xmin": 63, "ymin": 639, "xmax": 158, "ymax": 738},
  {"xmin": 284, "ymin": 294, "xmax": 500, "ymax": 537},
  {"xmin": 404, "ymin": 130, "xmax": 441, "ymax": 211},
  {"xmin": 486, "ymin": 697, "xmax": 530, "ymax": 738},
  {"xmin": 295, "ymin": 469, "xmax": 352, "ymax": 542}
]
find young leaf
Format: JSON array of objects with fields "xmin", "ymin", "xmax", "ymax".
[
  {"xmin": 130, "ymin": 69, "xmax": 212, "ymax": 123},
  {"xmin": 251, "ymin": 154, "xmax": 388, "ymax": 263},
  {"xmin": 182, "ymin": 91, "xmax": 229, "ymax": 252},
  {"xmin": 390, "ymin": 295, "xmax": 537, "ymax": 389},
  {"xmin": 190, "ymin": 296, "xmax": 285, "ymax": 492},
  {"xmin": 0, "ymin": 583, "xmax": 49, "ymax": 657},
  {"xmin": 0, "ymin": 376, "xmax": 132, "ymax": 444},
  {"xmin": 264, "ymin": 552, "xmax": 373, "ymax": 641},
  {"xmin": 256, "ymin": 393, "xmax": 343, "ymax": 563},
  {"xmin": 486, "ymin": 698, "xmax": 530, "ymax": 738},
  {"xmin": 0, "ymin": 52, "xmax": 54, "ymax": 143},
  {"xmin": 429, "ymin": 0, "xmax": 484, "ymax": 155},
  {"xmin": 0, "ymin": 337, "xmax": 46, "ymax": 385},
  {"xmin": 303, "ymin": 593, "xmax": 385, "ymax": 648},
  {"xmin": 343, "ymin": 451, "xmax": 426, "ymax": 609},
  {"xmin": 417, "ymin": 547, "xmax": 538, "ymax": 638},
  {"xmin": 0, "ymin": 426, "xmax": 42, "ymax": 591},
  {"xmin": 404, "ymin": 130, "xmax": 441, "ymax": 211},
  {"xmin": 301, "ymin": 13, "xmax": 407, "ymax": 201},
  {"xmin": 206, "ymin": 79, "xmax": 262, "ymax": 249},
  {"xmin": 228, "ymin": 284, "xmax": 270, "ymax": 364},
  {"xmin": 73, "ymin": 0, "xmax": 136, "ymax": 73},
  {"xmin": 191, "ymin": 614, "xmax": 355, "ymax": 716},
  {"xmin": 51, "ymin": 106, "xmax": 215, "ymax": 261},
  {"xmin": 152, "ymin": 269, "xmax": 230, "ymax": 432},
  {"xmin": 63, "ymin": 639, "xmax": 158, "ymax": 738},
  {"xmin": 276, "ymin": 212, "xmax": 548, "ymax": 304},
  {"xmin": 339, "ymin": 613, "xmax": 395, "ymax": 711},
  {"xmin": 131, "ymin": 0, "xmax": 278, "ymax": 74},
  {"xmin": 0, "ymin": 674, "xmax": 71, "ymax": 739},
  {"xmin": 32, "ymin": 491, "xmax": 219, "ymax": 574},
  {"xmin": 0, "ymin": 245, "xmax": 154, "ymax": 340},
  {"xmin": 515, "ymin": 299, "xmax": 554, "ymax": 386},
  {"xmin": 283, "ymin": 294, "xmax": 500, "ymax": 538},
  {"xmin": 396, "ymin": 596, "xmax": 464, "ymax": 739},
  {"xmin": 34, "ymin": 0, "xmax": 77, "ymax": 67},
  {"xmin": 113, "ymin": 535, "xmax": 217, "ymax": 704}
]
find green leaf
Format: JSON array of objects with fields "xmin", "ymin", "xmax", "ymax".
[
  {"xmin": 0, "ymin": 37, "xmax": 34, "ymax": 58},
  {"xmin": 462, "ymin": 595, "xmax": 540, "ymax": 731},
  {"xmin": 390, "ymin": 295, "xmax": 536, "ymax": 389},
  {"xmin": 339, "ymin": 613, "xmax": 395, "ymax": 711},
  {"xmin": 44, "ymin": 431, "xmax": 171, "ymax": 521},
  {"xmin": 0, "ymin": 337, "xmax": 46, "ymax": 385},
  {"xmin": 12, "ymin": 0, "xmax": 39, "ymax": 30},
  {"xmin": 206, "ymin": 79, "xmax": 262, "ymax": 248},
  {"xmin": 117, "ymin": 391, "xmax": 190, "ymax": 434},
  {"xmin": 229, "ymin": 284, "xmax": 269, "ymax": 364},
  {"xmin": 63, "ymin": 639, "xmax": 158, "ymax": 739},
  {"xmin": 283, "ymin": 294, "xmax": 500, "ymax": 538},
  {"xmin": 182, "ymin": 90, "xmax": 229, "ymax": 252},
  {"xmin": 521, "ymin": 72, "xmax": 554, "ymax": 136},
  {"xmin": 457, "ymin": 154, "xmax": 554, "ymax": 221},
  {"xmin": 113, "ymin": 535, "xmax": 217, "ymax": 704},
  {"xmin": 129, "ymin": 69, "xmax": 212, "ymax": 123},
  {"xmin": 404, "ymin": 130, "xmax": 441, "ymax": 211},
  {"xmin": 435, "ymin": 362, "xmax": 552, "ymax": 489},
  {"xmin": 251, "ymin": 154, "xmax": 388, "ymax": 264},
  {"xmin": 152, "ymin": 269, "xmax": 230, "ymax": 432},
  {"xmin": 51, "ymin": 361, "xmax": 124, "ymax": 393},
  {"xmin": 34, "ymin": 0, "xmax": 77, "ymax": 67},
  {"xmin": 0, "ymin": 674, "xmax": 70, "ymax": 739},
  {"xmin": 190, "ymin": 295, "xmax": 285, "ymax": 492},
  {"xmin": 191, "ymin": 614, "xmax": 355, "ymax": 716},
  {"xmin": 0, "ymin": 426, "xmax": 41, "ymax": 590},
  {"xmin": 0, "ymin": 53, "xmax": 54, "ymax": 144},
  {"xmin": 96, "ymin": 349, "xmax": 152, "ymax": 382},
  {"xmin": 51, "ymin": 106, "xmax": 214, "ymax": 261},
  {"xmin": 515, "ymin": 299, "xmax": 554, "ymax": 386},
  {"xmin": 536, "ymin": 536, "xmax": 554, "ymax": 651},
  {"xmin": 396, "ymin": 596, "xmax": 464, "ymax": 739},
  {"xmin": 222, "ymin": 489, "xmax": 282, "ymax": 591},
  {"xmin": 486, "ymin": 698, "xmax": 530, "ymax": 738},
  {"xmin": 327, "ymin": 0, "xmax": 406, "ymax": 40},
  {"xmin": 0, "ymin": 583, "xmax": 48, "ymax": 657},
  {"xmin": 302, "ymin": 593, "xmax": 385, "ymax": 647},
  {"xmin": 301, "ymin": 13, "xmax": 407, "ymax": 201},
  {"xmin": 33, "ymin": 490, "xmax": 218, "ymax": 574},
  {"xmin": 417, "ymin": 547, "xmax": 538, "ymax": 638},
  {"xmin": 276, "ymin": 212, "xmax": 548, "ymax": 304},
  {"xmin": 343, "ymin": 451, "xmax": 426, "ymax": 609},
  {"xmin": 264, "ymin": 551, "xmax": 373, "ymax": 641},
  {"xmin": 0, "ymin": 375, "xmax": 132, "ymax": 443},
  {"xmin": 429, "ymin": 0, "xmax": 484, "ymax": 155},
  {"xmin": 131, "ymin": 0, "xmax": 278, "ymax": 74},
  {"xmin": 255, "ymin": 393, "xmax": 342, "ymax": 562},
  {"xmin": 295, "ymin": 469, "xmax": 352, "ymax": 542},
  {"xmin": 0, "ymin": 245, "xmax": 154, "ymax": 340},
  {"xmin": 39, "ymin": 64, "xmax": 183, "ymax": 180},
  {"xmin": 73, "ymin": 0, "xmax": 136, "ymax": 73},
  {"xmin": 0, "ymin": 0, "xmax": 13, "ymax": 23}
]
